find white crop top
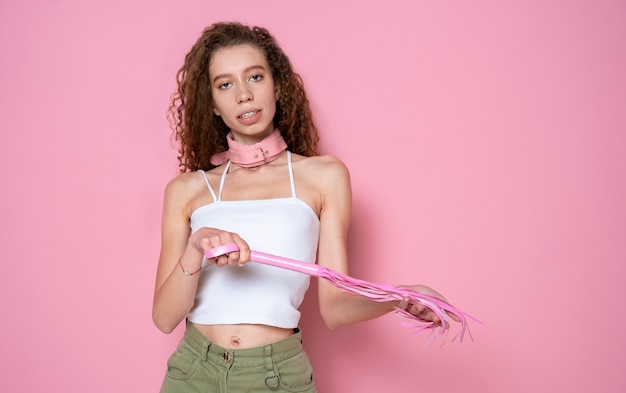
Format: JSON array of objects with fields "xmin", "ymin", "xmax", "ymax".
[{"xmin": 187, "ymin": 152, "xmax": 321, "ymax": 328}]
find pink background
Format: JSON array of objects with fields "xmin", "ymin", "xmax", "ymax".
[{"xmin": 1, "ymin": 1, "xmax": 625, "ymax": 392}]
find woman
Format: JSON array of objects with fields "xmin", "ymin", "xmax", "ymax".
[{"xmin": 153, "ymin": 22, "xmax": 454, "ymax": 392}]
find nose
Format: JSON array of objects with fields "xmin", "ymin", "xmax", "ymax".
[{"xmin": 236, "ymin": 84, "xmax": 253, "ymax": 103}]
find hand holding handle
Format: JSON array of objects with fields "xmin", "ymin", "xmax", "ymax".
[{"xmin": 204, "ymin": 243, "xmax": 240, "ymax": 259}]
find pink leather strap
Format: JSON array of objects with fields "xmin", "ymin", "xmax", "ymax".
[
  {"xmin": 204, "ymin": 243, "xmax": 481, "ymax": 345},
  {"xmin": 209, "ymin": 129, "xmax": 288, "ymax": 167},
  {"xmin": 204, "ymin": 243, "xmax": 240, "ymax": 258}
]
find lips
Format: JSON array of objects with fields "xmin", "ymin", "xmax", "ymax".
[
  {"xmin": 236, "ymin": 109, "xmax": 263, "ymax": 125},
  {"xmin": 238, "ymin": 110, "xmax": 258, "ymax": 119}
]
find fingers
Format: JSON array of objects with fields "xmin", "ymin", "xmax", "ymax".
[
  {"xmin": 212, "ymin": 251, "xmax": 239, "ymax": 267},
  {"xmin": 399, "ymin": 297, "xmax": 458, "ymax": 327},
  {"xmin": 400, "ymin": 297, "xmax": 436, "ymax": 323},
  {"xmin": 398, "ymin": 297, "xmax": 409, "ymax": 310},
  {"xmin": 396, "ymin": 285, "xmax": 462, "ymax": 327},
  {"xmin": 447, "ymin": 310, "xmax": 462, "ymax": 323},
  {"xmin": 196, "ymin": 229, "xmax": 250, "ymax": 267},
  {"xmin": 234, "ymin": 237, "xmax": 250, "ymax": 264}
]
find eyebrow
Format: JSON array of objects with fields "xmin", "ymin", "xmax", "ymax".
[{"xmin": 212, "ymin": 65, "xmax": 268, "ymax": 83}]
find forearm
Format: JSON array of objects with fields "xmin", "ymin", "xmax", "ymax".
[
  {"xmin": 152, "ymin": 249, "xmax": 204, "ymax": 333},
  {"xmin": 319, "ymin": 282, "xmax": 397, "ymax": 329}
]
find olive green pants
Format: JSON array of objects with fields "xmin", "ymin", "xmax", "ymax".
[{"xmin": 160, "ymin": 323, "xmax": 316, "ymax": 393}]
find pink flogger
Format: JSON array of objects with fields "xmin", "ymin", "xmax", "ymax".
[{"xmin": 205, "ymin": 243, "xmax": 482, "ymax": 346}]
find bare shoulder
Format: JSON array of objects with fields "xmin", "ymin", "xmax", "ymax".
[
  {"xmin": 291, "ymin": 155, "xmax": 351, "ymax": 214},
  {"xmin": 292, "ymin": 154, "xmax": 351, "ymax": 182},
  {"xmin": 164, "ymin": 171, "xmax": 199, "ymax": 196},
  {"xmin": 163, "ymin": 169, "xmax": 219, "ymax": 216}
]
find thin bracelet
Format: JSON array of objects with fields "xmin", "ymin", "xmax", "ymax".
[{"xmin": 179, "ymin": 258, "xmax": 202, "ymax": 276}]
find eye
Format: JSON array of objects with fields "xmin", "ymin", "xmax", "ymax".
[
  {"xmin": 249, "ymin": 74, "xmax": 263, "ymax": 82},
  {"xmin": 218, "ymin": 82, "xmax": 233, "ymax": 90}
]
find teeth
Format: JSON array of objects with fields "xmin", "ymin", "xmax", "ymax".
[{"xmin": 241, "ymin": 111, "xmax": 256, "ymax": 119}]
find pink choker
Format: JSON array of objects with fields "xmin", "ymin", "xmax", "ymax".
[{"xmin": 210, "ymin": 129, "xmax": 288, "ymax": 168}]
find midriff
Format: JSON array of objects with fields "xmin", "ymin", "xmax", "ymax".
[{"xmin": 192, "ymin": 322, "xmax": 295, "ymax": 349}]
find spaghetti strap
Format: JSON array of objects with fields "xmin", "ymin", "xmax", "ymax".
[
  {"xmin": 287, "ymin": 151, "xmax": 296, "ymax": 198},
  {"xmin": 198, "ymin": 170, "xmax": 218, "ymax": 202},
  {"xmin": 217, "ymin": 161, "xmax": 232, "ymax": 202}
]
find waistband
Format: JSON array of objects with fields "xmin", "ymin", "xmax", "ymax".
[{"xmin": 183, "ymin": 321, "xmax": 304, "ymax": 368}]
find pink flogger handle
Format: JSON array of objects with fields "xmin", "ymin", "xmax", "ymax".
[{"xmin": 205, "ymin": 243, "xmax": 482, "ymax": 345}]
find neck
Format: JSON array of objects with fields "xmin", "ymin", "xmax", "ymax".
[{"xmin": 210, "ymin": 129, "xmax": 288, "ymax": 168}]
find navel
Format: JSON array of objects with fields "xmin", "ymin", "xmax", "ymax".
[{"xmin": 230, "ymin": 335, "xmax": 241, "ymax": 347}]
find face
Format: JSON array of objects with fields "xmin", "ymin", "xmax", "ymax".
[{"xmin": 209, "ymin": 44, "xmax": 279, "ymax": 145}]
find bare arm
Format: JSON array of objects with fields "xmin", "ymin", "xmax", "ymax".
[
  {"xmin": 151, "ymin": 174, "xmax": 249, "ymax": 333},
  {"xmin": 315, "ymin": 157, "xmax": 455, "ymax": 329},
  {"xmin": 314, "ymin": 157, "xmax": 395, "ymax": 328}
]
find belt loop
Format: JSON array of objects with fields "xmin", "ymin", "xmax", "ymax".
[{"xmin": 264, "ymin": 344, "xmax": 279, "ymax": 389}]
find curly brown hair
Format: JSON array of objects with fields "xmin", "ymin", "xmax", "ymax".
[{"xmin": 168, "ymin": 22, "xmax": 319, "ymax": 172}]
